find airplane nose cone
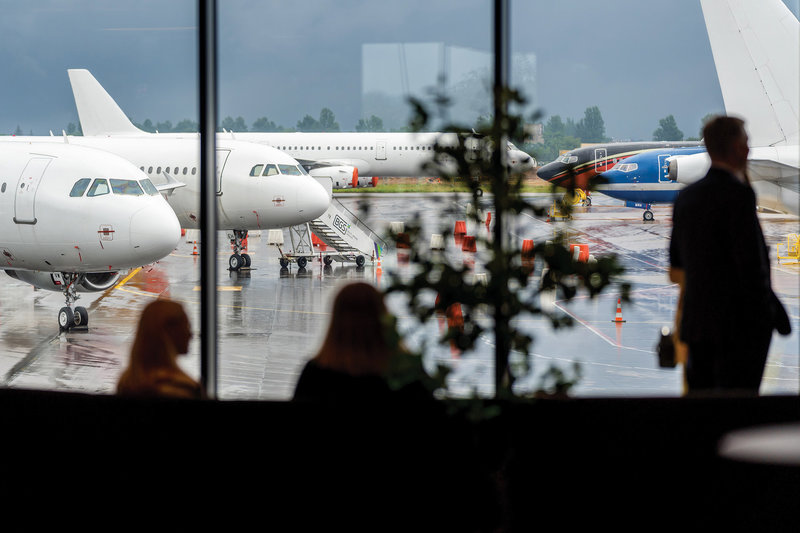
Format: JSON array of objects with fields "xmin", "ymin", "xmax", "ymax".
[
  {"xmin": 129, "ymin": 203, "xmax": 181, "ymax": 262},
  {"xmin": 508, "ymin": 150, "xmax": 535, "ymax": 171},
  {"xmin": 300, "ymin": 177, "xmax": 331, "ymax": 220}
]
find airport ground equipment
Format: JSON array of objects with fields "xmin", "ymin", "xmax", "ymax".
[
  {"xmin": 278, "ymin": 197, "xmax": 386, "ymax": 270},
  {"xmin": 776, "ymin": 234, "xmax": 800, "ymax": 264}
]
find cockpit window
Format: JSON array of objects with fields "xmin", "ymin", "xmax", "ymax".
[
  {"xmin": 614, "ymin": 163, "xmax": 638, "ymax": 172},
  {"xmin": 278, "ymin": 164, "xmax": 302, "ymax": 176},
  {"xmin": 250, "ymin": 164, "xmax": 264, "ymax": 177},
  {"xmin": 558, "ymin": 154, "xmax": 578, "ymax": 164},
  {"xmin": 139, "ymin": 179, "xmax": 160, "ymax": 195},
  {"xmin": 87, "ymin": 178, "xmax": 110, "ymax": 197},
  {"xmin": 262, "ymin": 164, "xmax": 279, "ymax": 176},
  {"xmin": 69, "ymin": 178, "xmax": 92, "ymax": 197},
  {"xmin": 297, "ymin": 165, "xmax": 309, "ymax": 175},
  {"xmin": 110, "ymin": 179, "xmax": 145, "ymax": 196}
]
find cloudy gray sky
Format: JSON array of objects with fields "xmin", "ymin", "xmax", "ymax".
[{"xmin": 1, "ymin": 1, "xmax": 797, "ymax": 141}]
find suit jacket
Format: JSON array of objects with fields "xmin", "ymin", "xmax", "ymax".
[{"xmin": 669, "ymin": 167, "xmax": 775, "ymax": 344}]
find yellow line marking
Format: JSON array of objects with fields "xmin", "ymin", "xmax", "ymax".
[
  {"xmin": 192, "ymin": 286, "xmax": 242, "ymax": 292},
  {"xmin": 115, "ymin": 267, "xmax": 141, "ymax": 289}
]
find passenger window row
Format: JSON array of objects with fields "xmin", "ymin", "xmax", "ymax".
[{"xmin": 139, "ymin": 166, "xmax": 197, "ymax": 176}]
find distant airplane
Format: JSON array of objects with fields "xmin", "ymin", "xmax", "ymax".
[
  {"xmin": 67, "ymin": 69, "xmax": 536, "ymax": 193},
  {"xmin": 11, "ymin": 117, "xmax": 330, "ymax": 271},
  {"xmin": 0, "ymin": 141, "xmax": 180, "ymax": 330},
  {"xmin": 597, "ymin": 146, "xmax": 707, "ymax": 220},
  {"xmin": 536, "ymin": 141, "xmax": 703, "ymax": 204},
  {"xmin": 669, "ymin": 0, "xmax": 799, "ymax": 216}
]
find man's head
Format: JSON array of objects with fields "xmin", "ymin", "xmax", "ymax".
[{"xmin": 703, "ymin": 115, "xmax": 749, "ymax": 174}]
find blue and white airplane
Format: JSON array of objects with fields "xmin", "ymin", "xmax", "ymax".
[{"xmin": 596, "ymin": 146, "xmax": 707, "ymax": 221}]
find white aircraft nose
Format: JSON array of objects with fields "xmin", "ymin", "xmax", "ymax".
[
  {"xmin": 299, "ymin": 176, "xmax": 331, "ymax": 220},
  {"xmin": 508, "ymin": 149, "xmax": 536, "ymax": 171},
  {"xmin": 129, "ymin": 204, "xmax": 181, "ymax": 262}
]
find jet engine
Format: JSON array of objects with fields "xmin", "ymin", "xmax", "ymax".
[
  {"xmin": 308, "ymin": 165, "xmax": 358, "ymax": 189},
  {"xmin": 667, "ymin": 152, "xmax": 710, "ymax": 185},
  {"xmin": 6, "ymin": 270, "xmax": 121, "ymax": 292},
  {"xmin": 357, "ymin": 176, "xmax": 379, "ymax": 188}
]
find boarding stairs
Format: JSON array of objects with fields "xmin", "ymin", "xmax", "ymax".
[{"xmin": 281, "ymin": 196, "xmax": 386, "ymax": 269}]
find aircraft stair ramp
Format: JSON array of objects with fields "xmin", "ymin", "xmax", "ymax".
[{"xmin": 278, "ymin": 197, "xmax": 387, "ymax": 269}]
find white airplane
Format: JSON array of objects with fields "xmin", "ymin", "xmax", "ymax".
[
  {"xmin": 67, "ymin": 69, "xmax": 536, "ymax": 192},
  {"xmin": 668, "ymin": 0, "xmax": 799, "ymax": 215},
  {"xmin": 0, "ymin": 141, "xmax": 180, "ymax": 330},
  {"xmin": 9, "ymin": 130, "xmax": 331, "ymax": 272}
]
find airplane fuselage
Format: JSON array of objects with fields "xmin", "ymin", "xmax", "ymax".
[
  {"xmin": 6, "ymin": 136, "xmax": 330, "ymax": 231},
  {"xmin": 0, "ymin": 142, "xmax": 180, "ymax": 272},
  {"xmin": 598, "ymin": 147, "xmax": 707, "ymax": 205},
  {"xmin": 537, "ymin": 141, "xmax": 704, "ymax": 191}
]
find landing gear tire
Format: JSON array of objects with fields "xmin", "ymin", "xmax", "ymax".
[
  {"xmin": 296, "ymin": 256, "xmax": 308, "ymax": 269},
  {"xmin": 74, "ymin": 306, "xmax": 89, "ymax": 328},
  {"xmin": 585, "ymin": 196, "xmax": 592, "ymax": 207},
  {"xmin": 229, "ymin": 253, "xmax": 243, "ymax": 271},
  {"xmin": 643, "ymin": 210, "xmax": 654, "ymax": 222},
  {"xmin": 58, "ymin": 307, "xmax": 74, "ymax": 331},
  {"xmin": 279, "ymin": 257, "xmax": 289, "ymax": 268},
  {"xmin": 241, "ymin": 253, "xmax": 251, "ymax": 268},
  {"xmin": 323, "ymin": 256, "xmax": 333, "ymax": 266},
  {"xmin": 476, "ymin": 188, "xmax": 484, "ymax": 197},
  {"xmin": 355, "ymin": 255, "xmax": 366, "ymax": 268}
]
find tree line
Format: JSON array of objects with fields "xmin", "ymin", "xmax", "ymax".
[{"xmin": 532, "ymin": 107, "xmax": 716, "ymax": 163}]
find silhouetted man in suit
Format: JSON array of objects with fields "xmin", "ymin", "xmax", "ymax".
[{"xmin": 669, "ymin": 115, "xmax": 790, "ymax": 394}]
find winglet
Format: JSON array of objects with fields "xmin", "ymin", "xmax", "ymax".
[
  {"xmin": 700, "ymin": 0, "xmax": 799, "ymax": 147},
  {"xmin": 68, "ymin": 69, "xmax": 146, "ymax": 136},
  {"xmin": 155, "ymin": 171, "xmax": 187, "ymax": 193}
]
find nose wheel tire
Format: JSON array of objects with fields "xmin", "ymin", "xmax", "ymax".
[
  {"xmin": 74, "ymin": 306, "xmax": 89, "ymax": 328},
  {"xmin": 58, "ymin": 307, "xmax": 74, "ymax": 331},
  {"xmin": 643, "ymin": 210, "xmax": 654, "ymax": 222},
  {"xmin": 229, "ymin": 253, "xmax": 243, "ymax": 271},
  {"xmin": 241, "ymin": 253, "xmax": 251, "ymax": 268}
]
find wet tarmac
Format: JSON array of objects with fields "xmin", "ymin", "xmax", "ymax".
[{"xmin": 1, "ymin": 192, "xmax": 798, "ymax": 399}]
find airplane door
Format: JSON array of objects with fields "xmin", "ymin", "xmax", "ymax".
[
  {"xmin": 594, "ymin": 148, "xmax": 607, "ymax": 172},
  {"xmin": 216, "ymin": 149, "xmax": 231, "ymax": 195},
  {"xmin": 14, "ymin": 157, "xmax": 52, "ymax": 224},
  {"xmin": 658, "ymin": 154, "xmax": 671, "ymax": 182},
  {"xmin": 376, "ymin": 140, "xmax": 387, "ymax": 160}
]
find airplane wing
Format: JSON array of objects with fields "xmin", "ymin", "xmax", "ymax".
[{"xmin": 155, "ymin": 172, "xmax": 187, "ymax": 193}]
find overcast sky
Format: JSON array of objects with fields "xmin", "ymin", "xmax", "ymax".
[{"xmin": 1, "ymin": 1, "xmax": 797, "ymax": 141}]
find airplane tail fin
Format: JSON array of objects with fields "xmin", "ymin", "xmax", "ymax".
[
  {"xmin": 700, "ymin": 0, "xmax": 799, "ymax": 147},
  {"xmin": 68, "ymin": 69, "xmax": 145, "ymax": 136}
]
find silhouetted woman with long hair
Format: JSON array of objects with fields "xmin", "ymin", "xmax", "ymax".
[
  {"xmin": 293, "ymin": 282, "xmax": 416, "ymax": 402},
  {"xmin": 117, "ymin": 299, "xmax": 203, "ymax": 399}
]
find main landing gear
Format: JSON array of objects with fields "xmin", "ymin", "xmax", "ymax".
[
  {"xmin": 58, "ymin": 273, "xmax": 88, "ymax": 332},
  {"xmin": 228, "ymin": 229, "xmax": 252, "ymax": 271}
]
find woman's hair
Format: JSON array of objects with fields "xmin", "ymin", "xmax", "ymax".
[
  {"xmin": 117, "ymin": 299, "xmax": 192, "ymax": 393},
  {"xmin": 314, "ymin": 282, "xmax": 394, "ymax": 375}
]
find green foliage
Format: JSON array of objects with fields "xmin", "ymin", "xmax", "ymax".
[
  {"xmin": 574, "ymin": 106, "xmax": 609, "ymax": 143},
  {"xmin": 381, "ymin": 88, "xmax": 626, "ymax": 401},
  {"xmin": 252, "ymin": 116, "xmax": 290, "ymax": 132},
  {"xmin": 653, "ymin": 114, "xmax": 684, "ymax": 141},
  {"xmin": 297, "ymin": 107, "xmax": 341, "ymax": 132},
  {"xmin": 535, "ymin": 114, "xmax": 581, "ymax": 162},
  {"xmin": 356, "ymin": 115, "xmax": 385, "ymax": 132},
  {"xmin": 220, "ymin": 116, "xmax": 248, "ymax": 132}
]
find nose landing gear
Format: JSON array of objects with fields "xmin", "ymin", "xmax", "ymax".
[
  {"xmin": 228, "ymin": 229, "xmax": 252, "ymax": 271},
  {"xmin": 58, "ymin": 273, "xmax": 89, "ymax": 332}
]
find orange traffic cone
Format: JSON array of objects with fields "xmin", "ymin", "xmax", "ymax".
[
  {"xmin": 612, "ymin": 298, "xmax": 626, "ymax": 323},
  {"xmin": 485, "ymin": 211, "xmax": 492, "ymax": 230},
  {"xmin": 192, "ymin": 241, "xmax": 199, "ymax": 256}
]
